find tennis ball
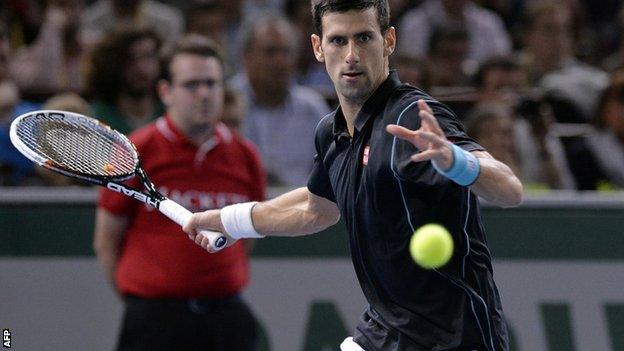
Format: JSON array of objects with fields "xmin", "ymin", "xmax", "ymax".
[
  {"xmin": 103, "ymin": 163, "xmax": 115, "ymax": 173},
  {"xmin": 410, "ymin": 224, "xmax": 454, "ymax": 269}
]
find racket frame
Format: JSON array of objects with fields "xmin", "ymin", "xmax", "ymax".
[{"xmin": 10, "ymin": 110, "xmax": 227, "ymax": 250}]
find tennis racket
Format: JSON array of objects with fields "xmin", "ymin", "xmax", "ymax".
[{"xmin": 9, "ymin": 110, "xmax": 228, "ymax": 251}]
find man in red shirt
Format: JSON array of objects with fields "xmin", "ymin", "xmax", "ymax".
[{"xmin": 93, "ymin": 34, "xmax": 265, "ymax": 351}]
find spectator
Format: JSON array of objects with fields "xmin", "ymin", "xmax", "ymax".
[
  {"xmin": 231, "ymin": 13, "xmax": 330, "ymax": 186},
  {"xmin": 219, "ymin": 87, "xmax": 246, "ymax": 132},
  {"xmin": 397, "ymin": 0, "xmax": 512, "ymax": 65},
  {"xmin": 426, "ymin": 26, "xmax": 471, "ymax": 87},
  {"xmin": 10, "ymin": 0, "xmax": 87, "ymax": 97},
  {"xmin": 464, "ymin": 104, "xmax": 520, "ymax": 177},
  {"xmin": 93, "ymin": 35, "xmax": 265, "ymax": 350},
  {"xmin": 473, "ymin": 55, "xmax": 528, "ymax": 107},
  {"xmin": 465, "ymin": 103, "xmax": 574, "ymax": 189},
  {"xmin": 183, "ymin": 2, "xmax": 237, "ymax": 77},
  {"xmin": 582, "ymin": 71, "xmax": 624, "ymax": 189},
  {"xmin": 518, "ymin": 0, "xmax": 608, "ymax": 122},
  {"xmin": 285, "ymin": 0, "xmax": 334, "ymax": 95},
  {"xmin": 85, "ymin": 27, "xmax": 163, "ymax": 135},
  {"xmin": 82, "ymin": 0, "xmax": 183, "ymax": 50},
  {"xmin": 472, "ymin": 56, "xmax": 576, "ymax": 189},
  {"xmin": 184, "ymin": 2, "xmax": 227, "ymax": 50},
  {"xmin": 0, "ymin": 80, "xmax": 38, "ymax": 185},
  {"xmin": 214, "ymin": 0, "xmax": 246, "ymax": 75}
]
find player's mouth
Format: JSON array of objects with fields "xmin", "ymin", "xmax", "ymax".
[
  {"xmin": 342, "ymin": 71, "xmax": 363, "ymax": 78},
  {"xmin": 342, "ymin": 71, "xmax": 363, "ymax": 83}
]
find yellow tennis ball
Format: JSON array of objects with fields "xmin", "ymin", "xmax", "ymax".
[{"xmin": 410, "ymin": 224, "xmax": 454, "ymax": 269}]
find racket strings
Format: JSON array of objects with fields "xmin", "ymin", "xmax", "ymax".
[{"xmin": 16, "ymin": 116, "xmax": 137, "ymax": 177}]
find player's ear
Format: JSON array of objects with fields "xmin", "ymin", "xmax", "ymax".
[
  {"xmin": 383, "ymin": 26, "xmax": 396, "ymax": 57},
  {"xmin": 311, "ymin": 34, "xmax": 324, "ymax": 62}
]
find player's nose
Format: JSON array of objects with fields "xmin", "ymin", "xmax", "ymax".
[{"xmin": 345, "ymin": 41, "xmax": 360, "ymax": 65}]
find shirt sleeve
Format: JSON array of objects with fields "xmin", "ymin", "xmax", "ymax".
[
  {"xmin": 392, "ymin": 97, "xmax": 484, "ymax": 182},
  {"xmin": 307, "ymin": 117, "xmax": 336, "ymax": 203}
]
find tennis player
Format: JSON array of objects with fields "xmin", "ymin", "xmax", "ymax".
[{"xmin": 185, "ymin": 1, "xmax": 523, "ymax": 350}]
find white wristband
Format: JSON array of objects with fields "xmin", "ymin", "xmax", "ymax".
[{"xmin": 220, "ymin": 202, "xmax": 264, "ymax": 239}]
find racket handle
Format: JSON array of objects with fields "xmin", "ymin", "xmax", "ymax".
[{"xmin": 159, "ymin": 199, "xmax": 228, "ymax": 251}]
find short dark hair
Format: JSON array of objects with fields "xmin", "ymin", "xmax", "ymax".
[
  {"xmin": 161, "ymin": 34, "xmax": 225, "ymax": 82},
  {"xmin": 312, "ymin": 0, "xmax": 390, "ymax": 35}
]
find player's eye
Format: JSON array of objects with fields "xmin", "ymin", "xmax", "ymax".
[
  {"xmin": 330, "ymin": 36, "xmax": 346, "ymax": 46},
  {"xmin": 358, "ymin": 34, "xmax": 371, "ymax": 43}
]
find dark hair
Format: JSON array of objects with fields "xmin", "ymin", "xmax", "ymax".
[
  {"xmin": 86, "ymin": 27, "xmax": 162, "ymax": 104},
  {"xmin": 473, "ymin": 55, "xmax": 522, "ymax": 88},
  {"xmin": 312, "ymin": 0, "xmax": 390, "ymax": 35},
  {"xmin": 285, "ymin": 0, "xmax": 309, "ymax": 19},
  {"xmin": 161, "ymin": 34, "xmax": 225, "ymax": 82}
]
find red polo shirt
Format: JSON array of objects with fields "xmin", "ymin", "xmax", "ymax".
[{"xmin": 98, "ymin": 116, "xmax": 266, "ymax": 298}]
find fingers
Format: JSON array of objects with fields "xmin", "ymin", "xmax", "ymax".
[
  {"xmin": 417, "ymin": 99, "xmax": 433, "ymax": 114},
  {"xmin": 183, "ymin": 211, "xmax": 228, "ymax": 253},
  {"xmin": 194, "ymin": 231, "xmax": 237, "ymax": 253},
  {"xmin": 410, "ymin": 149, "xmax": 443, "ymax": 163},
  {"xmin": 386, "ymin": 99, "xmax": 453, "ymax": 166},
  {"xmin": 182, "ymin": 214, "xmax": 200, "ymax": 239},
  {"xmin": 386, "ymin": 125, "xmax": 446, "ymax": 150},
  {"xmin": 417, "ymin": 100, "xmax": 443, "ymax": 135},
  {"xmin": 386, "ymin": 124, "xmax": 416, "ymax": 141}
]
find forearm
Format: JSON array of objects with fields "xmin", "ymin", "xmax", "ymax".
[
  {"xmin": 251, "ymin": 187, "xmax": 340, "ymax": 236},
  {"xmin": 469, "ymin": 155, "xmax": 524, "ymax": 207},
  {"xmin": 185, "ymin": 188, "xmax": 341, "ymax": 252},
  {"xmin": 95, "ymin": 243, "xmax": 119, "ymax": 284},
  {"xmin": 93, "ymin": 209, "xmax": 127, "ymax": 285}
]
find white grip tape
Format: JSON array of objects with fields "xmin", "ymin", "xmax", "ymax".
[{"xmin": 159, "ymin": 199, "xmax": 228, "ymax": 250}]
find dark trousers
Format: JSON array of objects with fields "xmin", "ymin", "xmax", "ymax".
[{"xmin": 117, "ymin": 294, "xmax": 258, "ymax": 351}]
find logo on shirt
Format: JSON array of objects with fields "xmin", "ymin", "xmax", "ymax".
[{"xmin": 362, "ymin": 145, "xmax": 370, "ymax": 166}]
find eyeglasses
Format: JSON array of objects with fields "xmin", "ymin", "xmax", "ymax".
[{"xmin": 178, "ymin": 79, "xmax": 221, "ymax": 91}]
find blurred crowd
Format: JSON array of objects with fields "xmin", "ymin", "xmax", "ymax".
[{"xmin": 1, "ymin": 0, "xmax": 624, "ymax": 191}]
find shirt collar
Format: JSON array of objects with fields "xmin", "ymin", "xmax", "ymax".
[{"xmin": 332, "ymin": 70, "xmax": 402, "ymax": 140}]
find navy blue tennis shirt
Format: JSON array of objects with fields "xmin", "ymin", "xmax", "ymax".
[{"xmin": 307, "ymin": 71, "xmax": 509, "ymax": 351}]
